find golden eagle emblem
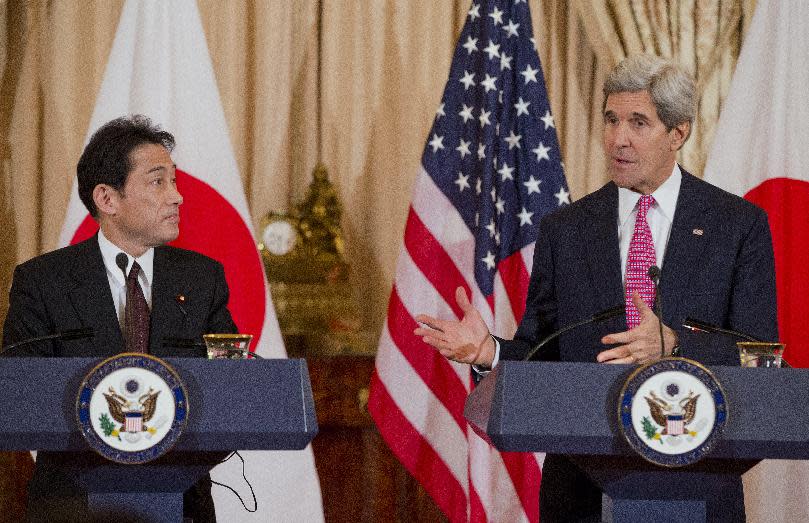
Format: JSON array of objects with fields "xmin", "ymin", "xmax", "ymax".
[
  {"xmin": 102, "ymin": 387, "xmax": 160, "ymax": 433},
  {"xmin": 644, "ymin": 390, "xmax": 699, "ymax": 436}
]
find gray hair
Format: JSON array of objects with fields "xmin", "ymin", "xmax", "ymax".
[{"xmin": 603, "ymin": 54, "xmax": 696, "ymax": 135}]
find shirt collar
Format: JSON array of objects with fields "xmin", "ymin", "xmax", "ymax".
[
  {"xmin": 618, "ymin": 164, "xmax": 682, "ymax": 227},
  {"xmin": 97, "ymin": 228, "xmax": 155, "ymax": 288}
]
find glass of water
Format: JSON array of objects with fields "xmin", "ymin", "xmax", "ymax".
[
  {"xmin": 203, "ymin": 333, "xmax": 253, "ymax": 360},
  {"xmin": 737, "ymin": 342, "xmax": 785, "ymax": 368}
]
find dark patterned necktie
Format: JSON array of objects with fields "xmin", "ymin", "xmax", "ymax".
[{"xmin": 125, "ymin": 262, "xmax": 150, "ymax": 353}]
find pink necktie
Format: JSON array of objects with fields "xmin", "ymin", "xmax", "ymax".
[{"xmin": 625, "ymin": 195, "xmax": 656, "ymax": 329}]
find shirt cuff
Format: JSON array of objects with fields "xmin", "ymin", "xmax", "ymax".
[{"xmin": 472, "ymin": 335, "xmax": 501, "ymax": 376}]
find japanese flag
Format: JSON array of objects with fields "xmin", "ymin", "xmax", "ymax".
[
  {"xmin": 704, "ymin": 1, "xmax": 809, "ymax": 521},
  {"xmin": 58, "ymin": 1, "xmax": 324, "ymax": 520}
]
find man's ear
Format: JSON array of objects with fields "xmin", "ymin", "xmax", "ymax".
[
  {"xmin": 92, "ymin": 184, "xmax": 120, "ymax": 217},
  {"xmin": 669, "ymin": 121, "xmax": 690, "ymax": 151}
]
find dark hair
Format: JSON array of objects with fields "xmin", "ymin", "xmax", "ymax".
[{"xmin": 77, "ymin": 115, "xmax": 175, "ymax": 217}]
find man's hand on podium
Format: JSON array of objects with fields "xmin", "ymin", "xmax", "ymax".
[{"xmin": 597, "ymin": 292, "xmax": 678, "ymax": 364}]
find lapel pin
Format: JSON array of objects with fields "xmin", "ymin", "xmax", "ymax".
[
  {"xmin": 692, "ymin": 228, "xmax": 704, "ymax": 236},
  {"xmin": 175, "ymin": 294, "xmax": 186, "ymax": 303}
]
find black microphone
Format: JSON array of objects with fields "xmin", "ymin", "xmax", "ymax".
[
  {"xmin": 682, "ymin": 318, "xmax": 760, "ymax": 342},
  {"xmin": 522, "ymin": 305, "xmax": 625, "ymax": 361},
  {"xmin": 648, "ymin": 265, "xmax": 666, "ymax": 357},
  {"xmin": 2, "ymin": 328, "xmax": 95, "ymax": 356},
  {"xmin": 115, "ymin": 252, "xmax": 129, "ymax": 278}
]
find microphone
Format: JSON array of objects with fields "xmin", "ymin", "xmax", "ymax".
[
  {"xmin": 682, "ymin": 318, "xmax": 760, "ymax": 342},
  {"xmin": 522, "ymin": 305, "xmax": 625, "ymax": 361},
  {"xmin": 648, "ymin": 265, "xmax": 666, "ymax": 357},
  {"xmin": 115, "ymin": 252, "xmax": 129, "ymax": 278},
  {"xmin": 2, "ymin": 328, "xmax": 95, "ymax": 356},
  {"xmin": 175, "ymin": 294, "xmax": 189, "ymax": 325}
]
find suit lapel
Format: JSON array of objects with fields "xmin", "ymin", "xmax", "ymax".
[
  {"xmin": 659, "ymin": 170, "xmax": 708, "ymax": 326},
  {"xmin": 150, "ymin": 247, "xmax": 189, "ymax": 351},
  {"xmin": 68, "ymin": 236, "xmax": 125, "ymax": 355},
  {"xmin": 580, "ymin": 183, "xmax": 625, "ymax": 320}
]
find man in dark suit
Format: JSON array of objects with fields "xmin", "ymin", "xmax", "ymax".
[
  {"xmin": 2, "ymin": 115, "xmax": 236, "ymax": 522},
  {"xmin": 415, "ymin": 54, "xmax": 777, "ymax": 522}
]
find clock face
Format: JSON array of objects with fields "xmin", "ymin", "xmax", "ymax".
[{"xmin": 262, "ymin": 220, "xmax": 297, "ymax": 256}]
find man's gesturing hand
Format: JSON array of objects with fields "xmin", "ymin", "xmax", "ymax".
[
  {"xmin": 414, "ymin": 286, "xmax": 495, "ymax": 367},
  {"xmin": 596, "ymin": 291, "xmax": 677, "ymax": 365}
]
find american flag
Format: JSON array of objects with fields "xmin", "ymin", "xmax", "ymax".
[{"xmin": 368, "ymin": 1, "xmax": 569, "ymax": 521}]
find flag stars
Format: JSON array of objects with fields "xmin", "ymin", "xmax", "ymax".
[
  {"xmin": 494, "ymin": 231, "xmax": 501, "ymax": 246},
  {"xmin": 523, "ymin": 175, "xmax": 542, "ymax": 194},
  {"xmin": 541, "ymin": 111, "xmax": 555, "ymax": 129},
  {"xmin": 498, "ymin": 162, "xmax": 515, "ymax": 181},
  {"xmin": 475, "ymin": 177, "xmax": 482, "ymax": 194},
  {"xmin": 459, "ymin": 103, "xmax": 474, "ymax": 123},
  {"xmin": 517, "ymin": 207, "xmax": 534, "ymax": 226},
  {"xmin": 504, "ymin": 130, "xmax": 522, "ymax": 149},
  {"xmin": 521, "ymin": 64, "xmax": 539, "ymax": 84},
  {"xmin": 481, "ymin": 74, "xmax": 498, "ymax": 92},
  {"xmin": 454, "ymin": 171, "xmax": 470, "ymax": 192},
  {"xmin": 482, "ymin": 251, "xmax": 497, "ymax": 270},
  {"xmin": 456, "ymin": 139, "xmax": 472, "ymax": 159},
  {"xmin": 479, "ymin": 109, "xmax": 492, "ymax": 127},
  {"xmin": 483, "ymin": 40, "xmax": 501, "ymax": 60},
  {"xmin": 490, "ymin": 187, "xmax": 497, "ymax": 202},
  {"xmin": 489, "ymin": 6, "xmax": 504, "ymax": 26},
  {"xmin": 532, "ymin": 141, "xmax": 551, "ymax": 161},
  {"xmin": 500, "ymin": 53, "xmax": 513, "ymax": 71},
  {"xmin": 435, "ymin": 103, "xmax": 445, "ymax": 119},
  {"xmin": 486, "ymin": 219, "xmax": 496, "ymax": 237},
  {"xmin": 459, "ymin": 70, "xmax": 476, "ymax": 90},
  {"xmin": 462, "ymin": 36, "xmax": 478, "ymax": 55},
  {"xmin": 495, "ymin": 197, "xmax": 506, "ymax": 215},
  {"xmin": 468, "ymin": 3, "xmax": 481, "ymax": 21},
  {"xmin": 503, "ymin": 20, "xmax": 520, "ymax": 38},
  {"xmin": 477, "ymin": 143, "xmax": 486, "ymax": 160},
  {"xmin": 555, "ymin": 186, "xmax": 571, "ymax": 206},
  {"xmin": 514, "ymin": 97, "xmax": 530, "ymax": 116},
  {"xmin": 429, "ymin": 133, "xmax": 444, "ymax": 153}
]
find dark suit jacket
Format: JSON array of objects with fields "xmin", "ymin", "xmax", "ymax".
[
  {"xmin": 498, "ymin": 171, "xmax": 778, "ymax": 522},
  {"xmin": 2, "ymin": 234, "xmax": 237, "ymax": 522},
  {"xmin": 500, "ymin": 170, "xmax": 778, "ymax": 365}
]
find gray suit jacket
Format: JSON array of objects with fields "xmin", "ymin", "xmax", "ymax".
[{"xmin": 500, "ymin": 170, "xmax": 778, "ymax": 366}]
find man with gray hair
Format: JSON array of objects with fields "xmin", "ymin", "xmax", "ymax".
[{"xmin": 415, "ymin": 54, "xmax": 777, "ymax": 521}]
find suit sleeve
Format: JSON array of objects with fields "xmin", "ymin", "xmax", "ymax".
[
  {"xmin": 2, "ymin": 262, "xmax": 57, "ymax": 356},
  {"xmin": 204, "ymin": 261, "xmax": 238, "ymax": 335},
  {"xmin": 676, "ymin": 207, "xmax": 778, "ymax": 365},
  {"xmin": 497, "ymin": 215, "xmax": 560, "ymax": 361}
]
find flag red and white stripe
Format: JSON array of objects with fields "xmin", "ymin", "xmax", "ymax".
[
  {"xmin": 704, "ymin": 1, "xmax": 809, "ymax": 520},
  {"xmin": 368, "ymin": 1, "xmax": 570, "ymax": 520},
  {"xmin": 57, "ymin": 1, "xmax": 323, "ymax": 520}
]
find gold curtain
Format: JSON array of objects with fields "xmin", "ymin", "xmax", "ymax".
[
  {"xmin": 565, "ymin": 0, "xmax": 757, "ymax": 196},
  {"xmin": 4, "ymin": 2, "xmax": 800, "ymax": 522},
  {"xmin": 0, "ymin": 0, "xmax": 757, "ymax": 336}
]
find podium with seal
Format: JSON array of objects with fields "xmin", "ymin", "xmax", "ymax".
[
  {"xmin": 465, "ymin": 360, "xmax": 809, "ymax": 522},
  {"xmin": 0, "ymin": 356, "xmax": 317, "ymax": 522}
]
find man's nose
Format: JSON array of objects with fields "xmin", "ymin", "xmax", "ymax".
[
  {"xmin": 171, "ymin": 184, "xmax": 183, "ymax": 205},
  {"xmin": 611, "ymin": 123, "xmax": 631, "ymax": 147}
]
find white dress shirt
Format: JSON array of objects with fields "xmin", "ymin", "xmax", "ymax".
[
  {"xmin": 97, "ymin": 229, "xmax": 155, "ymax": 329},
  {"xmin": 481, "ymin": 165, "xmax": 683, "ymax": 371}
]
